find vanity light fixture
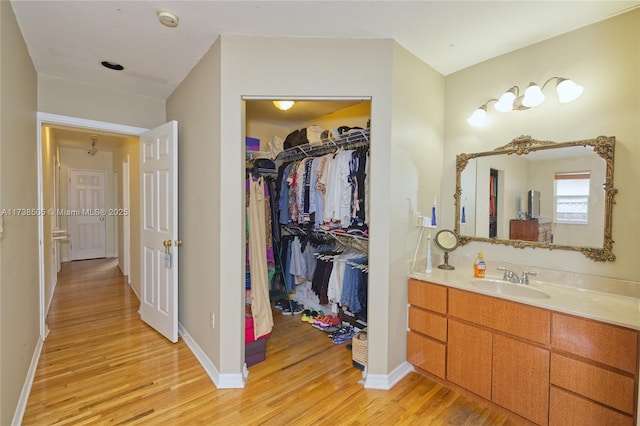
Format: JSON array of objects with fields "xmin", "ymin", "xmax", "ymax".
[
  {"xmin": 272, "ymin": 100, "xmax": 295, "ymax": 111},
  {"xmin": 467, "ymin": 77, "xmax": 584, "ymax": 127}
]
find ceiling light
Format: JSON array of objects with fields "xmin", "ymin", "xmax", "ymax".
[
  {"xmin": 273, "ymin": 100, "xmax": 295, "ymax": 111},
  {"xmin": 467, "ymin": 76, "xmax": 583, "ymax": 127},
  {"xmin": 101, "ymin": 61, "xmax": 124, "ymax": 71},
  {"xmin": 157, "ymin": 9, "xmax": 179, "ymax": 28},
  {"xmin": 85, "ymin": 135, "xmax": 98, "ymax": 156}
]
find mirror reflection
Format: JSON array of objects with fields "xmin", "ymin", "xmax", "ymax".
[{"xmin": 454, "ymin": 135, "xmax": 617, "ymax": 261}]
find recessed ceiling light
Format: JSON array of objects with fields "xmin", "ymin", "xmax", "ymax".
[
  {"xmin": 101, "ymin": 61, "xmax": 124, "ymax": 71},
  {"xmin": 157, "ymin": 9, "xmax": 179, "ymax": 28}
]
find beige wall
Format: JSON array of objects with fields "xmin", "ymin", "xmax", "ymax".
[
  {"xmin": 38, "ymin": 75, "xmax": 166, "ymax": 130},
  {"xmin": 113, "ymin": 137, "xmax": 141, "ymax": 297},
  {"xmin": 167, "ymin": 38, "xmax": 223, "ymax": 369},
  {"xmin": 0, "ymin": 2, "xmax": 39, "ymax": 424},
  {"xmin": 388, "ymin": 43, "xmax": 445, "ymax": 371},
  {"xmin": 41, "ymin": 127, "xmax": 59, "ymax": 313},
  {"xmin": 167, "ymin": 34, "xmax": 444, "ymax": 382},
  {"xmin": 443, "ymin": 10, "xmax": 640, "ymax": 282}
]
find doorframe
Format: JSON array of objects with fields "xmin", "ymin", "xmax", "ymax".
[
  {"xmin": 37, "ymin": 112, "xmax": 147, "ymax": 340},
  {"xmin": 122, "ymin": 157, "xmax": 130, "ymax": 281}
]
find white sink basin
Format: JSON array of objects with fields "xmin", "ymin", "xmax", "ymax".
[{"xmin": 471, "ymin": 279, "xmax": 550, "ymax": 299}]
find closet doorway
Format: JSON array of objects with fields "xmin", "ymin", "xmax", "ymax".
[{"xmin": 243, "ymin": 97, "xmax": 371, "ymax": 377}]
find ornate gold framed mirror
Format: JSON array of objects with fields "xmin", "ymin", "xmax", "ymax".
[{"xmin": 454, "ymin": 135, "xmax": 617, "ymax": 261}]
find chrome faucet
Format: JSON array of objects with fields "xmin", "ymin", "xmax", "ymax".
[
  {"xmin": 519, "ymin": 270, "xmax": 537, "ymax": 285},
  {"xmin": 497, "ymin": 267, "xmax": 537, "ymax": 285}
]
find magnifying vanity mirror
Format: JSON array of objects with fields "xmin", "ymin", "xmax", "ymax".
[
  {"xmin": 434, "ymin": 229, "xmax": 459, "ymax": 270},
  {"xmin": 454, "ymin": 135, "xmax": 617, "ymax": 261}
]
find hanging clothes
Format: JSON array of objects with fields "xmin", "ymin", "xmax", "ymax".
[{"xmin": 248, "ymin": 176, "xmax": 274, "ymax": 339}]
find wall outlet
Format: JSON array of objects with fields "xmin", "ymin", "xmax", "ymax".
[
  {"xmin": 422, "ymin": 216, "xmax": 432, "ymax": 227},
  {"xmin": 209, "ymin": 312, "xmax": 215, "ymax": 329}
]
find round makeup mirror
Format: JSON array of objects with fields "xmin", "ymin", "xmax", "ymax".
[{"xmin": 434, "ymin": 229, "xmax": 459, "ymax": 270}]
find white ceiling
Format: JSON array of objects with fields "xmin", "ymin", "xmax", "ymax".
[{"xmin": 11, "ymin": 1, "xmax": 639, "ymax": 105}]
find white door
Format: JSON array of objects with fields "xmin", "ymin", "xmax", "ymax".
[
  {"xmin": 139, "ymin": 121, "xmax": 179, "ymax": 343},
  {"xmin": 68, "ymin": 169, "xmax": 107, "ymax": 260}
]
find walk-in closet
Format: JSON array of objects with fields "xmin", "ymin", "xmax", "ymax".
[{"xmin": 244, "ymin": 99, "xmax": 371, "ymax": 374}]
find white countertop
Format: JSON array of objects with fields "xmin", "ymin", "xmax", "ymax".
[{"xmin": 409, "ymin": 268, "xmax": 640, "ymax": 331}]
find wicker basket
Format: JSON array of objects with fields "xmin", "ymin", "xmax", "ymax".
[{"xmin": 352, "ymin": 329, "xmax": 368, "ymax": 367}]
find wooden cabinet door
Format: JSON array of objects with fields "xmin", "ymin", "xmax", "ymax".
[
  {"xmin": 407, "ymin": 331, "xmax": 446, "ymax": 379},
  {"xmin": 446, "ymin": 319, "xmax": 492, "ymax": 400},
  {"xmin": 493, "ymin": 334, "xmax": 550, "ymax": 425},
  {"xmin": 550, "ymin": 387, "xmax": 633, "ymax": 426},
  {"xmin": 408, "ymin": 279, "xmax": 447, "ymax": 314}
]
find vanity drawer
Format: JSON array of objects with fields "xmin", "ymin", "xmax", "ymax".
[
  {"xmin": 408, "ymin": 306, "xmax": 447, "ymax": 342},
  {"xmin": 448, "ymin": 289, "xmax": 551, "ymax": 344},
  {"xmin": 551, "ymin": 313, "xmax": 638, "ymax": 373},
  {"xmin": 408, "ymin": 279, "xmax": 447, "ymax": 314},
  {"xmin": 407, "ymin": 330, "xmax": 446, "ymax": 379},
  {"xmin": 550, "ymin": 353, "xmax": 635, "ymax": 414},
  {"xmin": 549, "ymin": 387, "xmax": 633, "ymax": 426}
]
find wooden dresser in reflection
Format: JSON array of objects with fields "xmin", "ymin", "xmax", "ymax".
[{"xmin": 509, "ymin": 218, "xmax": 551, "ymax": 242}]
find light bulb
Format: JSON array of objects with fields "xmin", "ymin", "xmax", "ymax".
[
  {"xmin": 556, "ymin": 79, "xmax": 584, "ymax": 103},
  {"xmin": 522, "ymin": 83, "xmax": 545, "ymax": 107},
  {"xmin": 467, "ymin": 106, "xmax": 488, "ymax": 127},
  {"xmin": 494, "ymin": 89, "xmax": 517, "ymax": 112},
  {"xmin": 272, "ymin": 100, "xmax": 295, "ymax": 111}
]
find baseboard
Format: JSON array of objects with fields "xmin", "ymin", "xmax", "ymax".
[
  {"xmin": 128, "ymin": 281, "xmax": 140, "ymax": 301},
  {"xmin": 11, "ymin": 336, "xmax": 44, "ymax": 426},
  {"xmin": 364, "ymin": 361, "xmax": 413, "ymax": 390},
  {"xmin": 178, "ymin": 323, "xmax": 245, "ymax": 389}
]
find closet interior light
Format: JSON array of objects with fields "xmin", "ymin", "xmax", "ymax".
[
  {"xmin": 273, "ymin": 100, "xmax": 295, "ymax": 111},
  {"xmin": 467, "ymin": 76, "xmax": 584, "ymax": 127}
]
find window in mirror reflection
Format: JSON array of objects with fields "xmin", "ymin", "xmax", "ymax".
[{"xmin": 554, "ymin": 171, "xmax": 590, "ymax": 225}]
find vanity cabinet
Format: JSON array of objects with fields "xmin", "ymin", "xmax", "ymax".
[
  {"xmin": 407, "ymin": 279, "xmax": 639, "ymax": 426},
  {"xmin": 448, "ymin": 289, "xmax": 551, "ymax": 425},
  {"xmin": 407, "ymin": 279, "xmax": 447, "ymax": 379},
  {"xmin": 446, "ymin": 319, "xmax": 492, "ymax": 400},
  {"xmin": 549, "ymin": 312, "xmax": 638, "ymax": 425},
  {"xmin": 492, "ymin": 334, "xmax": 549, "ymax": 426},
  {"xmin": 509, "ymin": 218, "xmax": 552, "ymax": 242}
]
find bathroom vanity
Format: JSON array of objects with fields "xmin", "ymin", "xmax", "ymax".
[{"xmin": 407, "ymin": 271, "xmax": 639, "ymax": 426}]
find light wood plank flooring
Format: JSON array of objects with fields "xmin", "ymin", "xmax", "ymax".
[{"xmin": 23, "ymin": 259, "xmax": 515, "ymax": 425}]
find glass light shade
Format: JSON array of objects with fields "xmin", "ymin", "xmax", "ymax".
[
  {"xmin": 522, "ymin": 83, "xmax": 545, "ymax": 107},
  {"xmin": 494, "ymin": 90, "xmax": 516, "ymax": 112},
  {"xmin": 467, "ymin": 106, "xmax": 488, "ymax": 127},
  {"xmin": 556, "ymin": 79, "xmax": 584, "ymax": 103},
  {"xmin": 272, "ymin": 100, "xmax": 295, "ymax": 111}
]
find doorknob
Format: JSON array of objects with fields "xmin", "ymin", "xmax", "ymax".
[
  {"xmin": 163, "ymin": 240, "xmax": 172, "ymax": 247},
  {"xmin": 175, "ymin": 239, "xmax": 182, "ymax": 247},
  {"xmin": 99, "ymin": 217, "xmax": 105, "ymax": 221}
]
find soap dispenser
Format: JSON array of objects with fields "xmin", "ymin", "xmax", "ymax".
[{"xmin": 474, "ymin": 251, "xmax": 486, "ymax": 278}]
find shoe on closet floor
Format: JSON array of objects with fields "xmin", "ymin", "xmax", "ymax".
[
  {"xmin": 331, "ymin": 326, "xmax": 355, "ymax": 344},
  {"xmin": 274, "ymin": 299, "xmax": 289, "ymax": 310},
  {"xmin": 281, "ymin": 301, "xmax": 304, "ymax": 316},
  {"xmin": 301, "ymin": 309, "xmax": 322, "ymax": 323}
]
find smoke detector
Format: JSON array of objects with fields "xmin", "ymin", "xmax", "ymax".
[{"xmin": 157, "ymin": 9, "xmax": 179, "ymax": 28}]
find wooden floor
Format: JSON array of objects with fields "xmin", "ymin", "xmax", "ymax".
[{"xmin": 23, "ymin": 259, "xmax": 516, "ymax": 425}]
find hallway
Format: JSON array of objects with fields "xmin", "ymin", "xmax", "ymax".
[{"xmin": 22, "ymin": 259, "xmax": 514, "ymax": 425}]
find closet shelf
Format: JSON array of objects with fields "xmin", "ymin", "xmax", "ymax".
[{"xmin": 276, "ymin": 128, "xmax": 370, "ymax": 162}]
